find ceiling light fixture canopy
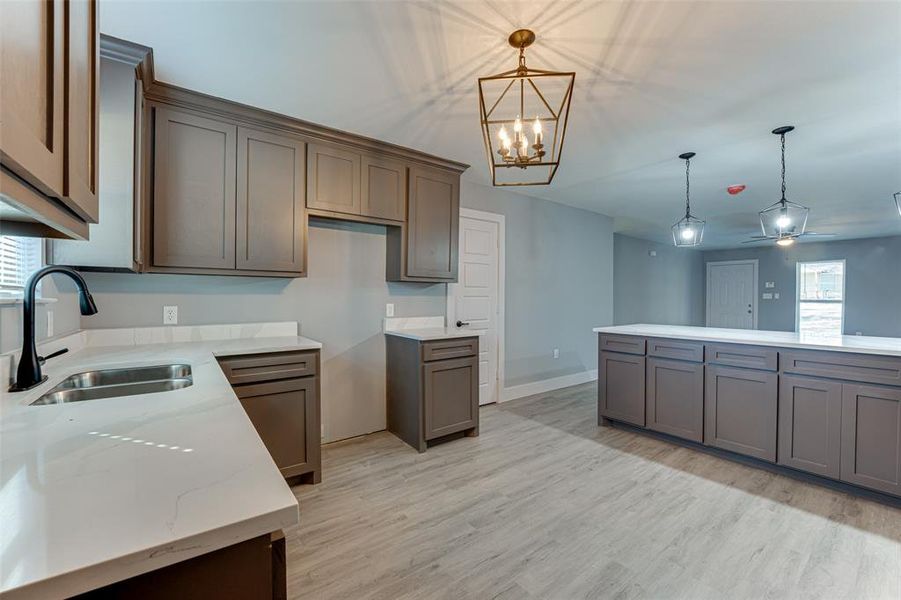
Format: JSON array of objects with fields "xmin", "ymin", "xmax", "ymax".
[
  {"xmin": 672, "ymin": 152, "xmax": 705, "ymax": 247},
  {"xmin": 759, "ymin": 125, "xmax": 809, "ymax": 242},
  {"xmin": 478, "ymin": 29, "xmax": 575, "ymax": 186}
]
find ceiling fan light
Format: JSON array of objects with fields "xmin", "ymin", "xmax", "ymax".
[{"xmin": 776, "ymin": 237, "xmax": 795, "ymax": 247}]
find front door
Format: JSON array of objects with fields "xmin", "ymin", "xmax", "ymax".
[
  {"xmin": 448, "ymin": 211, "xmax": 501, "ymax": 405},
  {"xmin": 706, "ymin": 260, "xmax": 757, "ymax": 329}
]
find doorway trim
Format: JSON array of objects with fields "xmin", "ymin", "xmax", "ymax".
[
  {"xmin": 705, "ymin": 259, "xmax": 759, "ymax": 329},
  {"xmin": 446, "ymin": 207, "xmax": 506, "ymax": 403}
]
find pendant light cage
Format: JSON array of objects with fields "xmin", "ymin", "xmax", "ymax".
[
  {"xmin": 760, "ymin": 126, "xmax": 809, "ymax": 239},
  {"xmin": 478, "ymin": 30, "xmax": 575, "ymax": 187},
  {"xmin": 672, "ymin": 152, "xmax": 705, "ymax": 247},
  {"xmin": 894, "ymin": 191, "xmax": 901, "ymax": 217}
]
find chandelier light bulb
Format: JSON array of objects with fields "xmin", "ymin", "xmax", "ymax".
[
  {"xmin": 513, "ymin": 116, "xmax": 522, "ymax": 133},
  {"xmin": 681, "ymin": 228, "xmax": 695, "ymax": 240},
  {"xmin": 776, "ymin": 214, "xmax": 791, "ymax": 228},
  {"xmin": 498, "ymin": 126, "xmax": 509, "ymax": 141}
]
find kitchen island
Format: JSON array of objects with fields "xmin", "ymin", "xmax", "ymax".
[
  {"xmin": 1, "ymin": 324, "xmax": 321, "ymax": 599},
  {"xmin": 593, "ymin": 324, "xmax": 901, "ymax": 500}
]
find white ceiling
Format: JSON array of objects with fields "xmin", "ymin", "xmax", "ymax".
[{"xmin": 101, "ymin": 0, "xmax": 901, "ymax": 248}]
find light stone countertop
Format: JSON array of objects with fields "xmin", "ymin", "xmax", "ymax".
[
  {"xmin": 592, "ymin": 324, "xmax": 901, "ymax": 357},
  {"xmin": 383, "ymin": 327, "xmax": 482, "ymax": 341},
  {"xmin": 0, "ymin": 333, "xmax": 321, "ymax": 599}
]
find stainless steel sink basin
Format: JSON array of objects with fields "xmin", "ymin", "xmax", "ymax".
[{"xmin": 31, "ymin": 364, "xmax": 193, "ymax": 406}]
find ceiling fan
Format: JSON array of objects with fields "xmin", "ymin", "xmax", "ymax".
[{"xmin": 743, "ymin": 125, "xmax": 834, "ymax": 247}]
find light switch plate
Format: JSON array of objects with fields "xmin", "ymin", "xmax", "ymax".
[
  {"xmin": 765, "ymin": 281, "xmax": 775, "ymax": 288},
  {"xmin": 385, "ymin": 303, "xmax": 395, "ymax": 317},
  {"xmin": 553, "ymin": 348, "xmax": 560, "ymax": 359},
  {"xmin": 774, "ymin": 293, "xmax": 780, "ymax": 299},
  {"xmin": 163, "ymin": 305, "xmax": 178, "ymax": 325},
  {"xmin": 762, "ymin": 293, "xmax": 773, "ymax": 300}
]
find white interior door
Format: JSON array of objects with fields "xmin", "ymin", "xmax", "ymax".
[
  {"xmin": 706, "ymin": 260, "xmax": 758, "ymax": 329},
  {"xmin": 448, "ymin": 212, "xmax": 501, "ymax": 405}
]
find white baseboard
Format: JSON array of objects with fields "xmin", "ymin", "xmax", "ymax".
[{"xmin": 500, "ymin": 369, "xmax": 598, "ymax": 403}]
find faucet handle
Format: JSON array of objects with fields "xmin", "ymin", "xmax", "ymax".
[{"xmin": 38, "ymin": 348, "xmax": 68, "ymax": 365}]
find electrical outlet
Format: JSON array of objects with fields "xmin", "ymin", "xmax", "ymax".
[
  {"xmin": 163, "ymin": 305, "xmax": 178, "ymax": 325},
  {"xmin": 386, "ymin": 303, "xmax": 395, "ymax": 317},
  {"xmin": 553, "ymin": 348, "xmax": 560, "ymax": 359},
  {"xmin": 46, "ymin": 310, "xmax": 54, "ymax": 337}
]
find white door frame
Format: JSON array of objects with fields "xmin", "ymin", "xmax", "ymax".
[
  {"xmin": 447, "ymin": 207, "xmax": 506, "ymax": 402},
  {"xmin": 705, "ymin": 259, "xmax": 759, "ymax": 329}
]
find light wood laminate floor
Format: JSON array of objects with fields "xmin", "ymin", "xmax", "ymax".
[{"xmin": 285, "ymin": 382, "xmax": 901, "ymax": 599}]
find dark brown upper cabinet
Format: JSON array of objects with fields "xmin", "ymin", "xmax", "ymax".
[
  {"xmin": 387, "ymin": 165, "xmax": 459, "ymax": 282},
  {"xmin": 236, "ymin": 127, "xmax": 306, "ymax": 274},
  {"xmin": 0, "ymin": 0, "xmax": 98, "ymax": 239},
  {"xmin": 361, "ymin": 155, "xmax": 406, "ymax": 222},
  {"xmin": 152, "ymin": 106, "xmax": 237, "ymax": 270},
  {"xmin": 63, "ymin": 0, "xmax": 99, "ymax": 223},
  {"xmin": 306, "ymin": 143, "xmax": 361, "ymax": 215}
]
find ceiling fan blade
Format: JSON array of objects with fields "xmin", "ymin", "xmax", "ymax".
[
  {"xmin": 741, "ymin": 238, "xmax": 770, "ymax": 244},
  {"xmin": 801, "ymin": 232, "xmax": 836, "ymax": 237}
]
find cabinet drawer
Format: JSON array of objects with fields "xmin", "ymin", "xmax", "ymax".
[
  {"xmin": 219, "ymin": 351, "xmax": 318, "ymax": 385},
  {"xmin": 781, "ymin": 350, "xmax": 901, "ymax": 386},
  {"xmin": 707, "ymin": 343, "xmax": 777, "ymax": 371},
  {"xmin": 599, "ymin": 334, "xmax": 646, "ymax": 356},
  {"xmin": 422, "ymin": 337, "xmax": 478, "ymax": 362},
  {"xmin": 647, "ymin": 338, "xmax": 704, "ymax": 363}
]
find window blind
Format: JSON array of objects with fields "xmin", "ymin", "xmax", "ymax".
[{"xmin": 0, "ymin": 236, "xmax": 42, "ymax": 294}]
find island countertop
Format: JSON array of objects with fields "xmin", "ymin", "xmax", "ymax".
[
  {"xmin": 0, "ymin": 332, "xmax": 321, "ymax": 599},
  {"xmin": 592, "ymin": 324, "xmax": 901, "ymax": 358}
]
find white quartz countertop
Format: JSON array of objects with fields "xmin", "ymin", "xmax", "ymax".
[
  {"xmin": 0, "ymin": 334, "xmax": 321, "ymax": 598},
  {"xmin": 384, "ymin": 327, "xmax": 481, "ymax": 341},
  {"xmin": 592, "ymin": 324, "xmax": 901, "ymax": 357}
]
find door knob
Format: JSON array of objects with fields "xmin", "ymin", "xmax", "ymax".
[{"xmin": 456, "ymin": 320, "xmax": 470, "ymax": 328}]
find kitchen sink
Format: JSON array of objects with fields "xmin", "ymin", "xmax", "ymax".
[{"xmin": 30, "ymin": 364, "xmax": 193, "ymax": 406}]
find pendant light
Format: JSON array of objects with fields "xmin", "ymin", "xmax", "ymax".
[
  {"xmin": 894, "ymin": 191, "xmax": 901, "ymax": 217},
  {"xmin": 759, "ymin": 126, "xmax": 808, "ymax": 241},
  {"xmin": 672, "ymin": 152, "xmax": 705, "ymax": 247},
  {"xmin": 478, "ymin": 29, "xmax": 575, "ymax": 186}
]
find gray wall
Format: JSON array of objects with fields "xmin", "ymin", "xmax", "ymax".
[
  {"xmin": 703, "ymin": 235, "xmax": 901, "ymax": 337},
  {"xmin": 613, "ymin": 234, "xmax": 705, "ymax": 327},
  {"xmin": 462, "ymin": 181, "xmax": 614, "ymax": 386}
]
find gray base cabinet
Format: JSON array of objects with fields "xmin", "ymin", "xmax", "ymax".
[
  {"xmin": 599, "ymin": 351, "xmax": 646, "ymax": 426},
  {"xmin": 218, "ymin": 350, "xmax": 321, "ymax": 484},
  {"xmin": 386, "ymin": 335, "xmax": 479, "ymax": 452},
  {"xmin": 778, "ymin": 374, "xmax": 842, "ymax": 479},
  {"xmin": 704, "ymin": 364, "xmax": 778, "ymax": 462},
  {"xmin": 646, "ymin": 357, "xmax": 704, "ymax": 442},
  {"xmin": 840, "ymin": 384, "xmax": 901, "ymax": 496}
]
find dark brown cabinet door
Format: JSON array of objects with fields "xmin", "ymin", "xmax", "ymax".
[
  {"xmin": 599, "ymin": 351, "xmax": 646, "ymax": 426},
  {"xmin": 236, "ymin": 127, "xmax": 306, "ymax": 274},
  {"xmin": 63, "ymin": 0, "xmax": 99, "ymax": 223},
  {"xmin": 405, "ymin": 166, "xmax": 459, "ymax": 280},
  {"xmin": 0, "ymin": 0, "xmax": 66, "ymax": 196},
  {"xmin": 306, "ymin": 142, "xmax": 361, "ymax": 215},
  {"xmin": 646, "ymin": 357, "xmax": 703, "ymax": 442},
  {"xmin": 152, "ymin": 106, "xmax": 237, "ymax": 269},
  {"xmin": 778, "ymin": 374, "xmax": 842, "ymax": 479},
  {"xmin": 361, "ymin": 155, "xmax": 406, "ymax": 221},
  {"xmin": 840, "ymin": 384, "xmax": 901, "ymax": 496},
  {"xmin": 704, "ymin": 364, "xmax": 777, "ymax": 462},
  {"xmin": 424, "ymin": 355, "xmax": 478, "ymax": 440},
  {"xmin": 235, "ymin": 378, "xmax": 320, "ymax": 479}
]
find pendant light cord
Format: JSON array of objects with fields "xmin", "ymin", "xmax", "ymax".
[
  {"xmin": 685, "ymin": 156, "xmax": 691, "ymax": 218},
  {"xmin": 781, "ymin": 133, "xmax": 787, "ymax": 202}
]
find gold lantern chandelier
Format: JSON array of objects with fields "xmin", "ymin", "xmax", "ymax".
[{"xmin": 478, "ymin": 29, "xmax": 575, "ymax": 186}]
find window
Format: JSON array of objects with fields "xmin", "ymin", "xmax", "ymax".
[
  {"xmin": 797, "ymin": 260, "xmax": 845, "ymax": 338},
  {"xmin": 0, "ymin": 236, "xmax": 43, "ymax": 297}
]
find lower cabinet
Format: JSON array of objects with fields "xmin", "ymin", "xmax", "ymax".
[
  {"xmin": 598, "ymin": 351, "xmax": 646, "ymax": 426},
  {"xmin": 646, "ymin": 357, "xmax": 704, "ymax": 442},
  {"xmin": 778, "ymin": 374, "xmax": 842, "ymax": 479},
  {"xmin": 218, "ymin": 350, "xmax": 321, "ymax": 484},
  {"xmin": 386, "ymin": 334, "xmax": 479, "ymax": 452},
  {"xmin": 840, "ymin": 384, "xmax": 901, "ymax": 496},
  {"xmin": 704, "ymin": 364, "xmax": 778, "ymax": 462}
]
